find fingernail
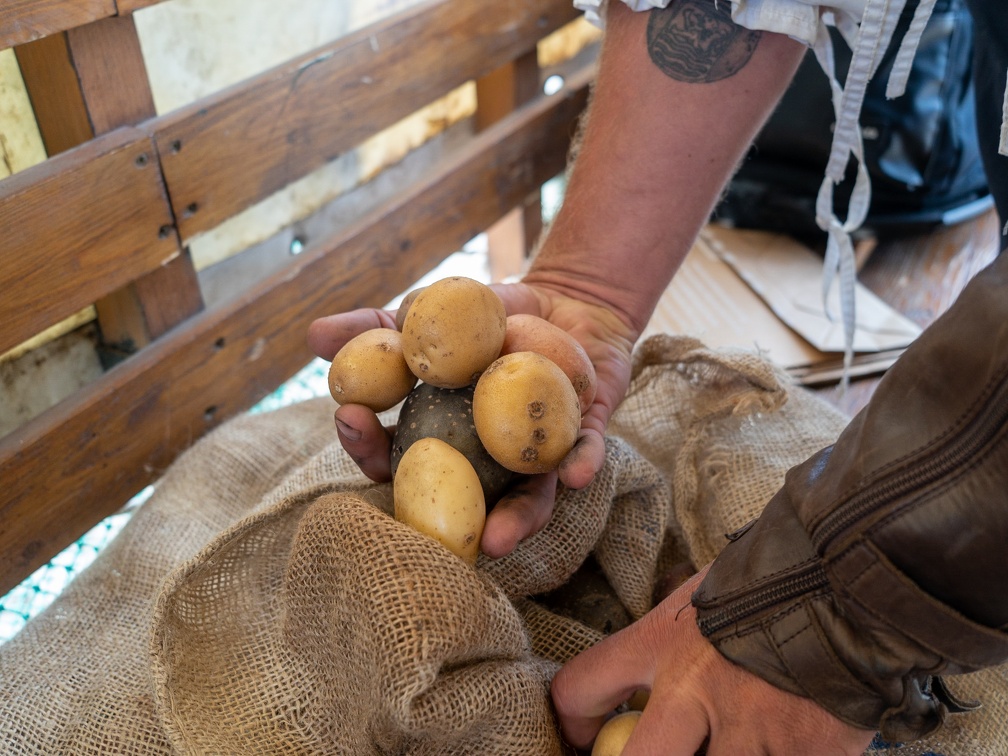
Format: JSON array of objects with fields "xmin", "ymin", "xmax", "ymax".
[{"xmin": 335, "ymin": 417, "xmax": 362, "ymax": 441}]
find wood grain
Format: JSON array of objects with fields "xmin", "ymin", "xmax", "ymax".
[
  {"xmin": 0, "ymin": 71, "xmax": 591, "ymax": 596},
  {"xmin": 0, "ymin": 0, "xmax": 114, "ymax": 48},
  {"xmin": 0, "ymin": 127, "xmax": 178, "ymax": 357},
  {"xmin": 149, "ymin": 0, "xmax": 578, "ymax": 239}
]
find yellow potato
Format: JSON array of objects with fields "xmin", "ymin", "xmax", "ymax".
[
  {"xmin": 393, "ymin": 437, "xmax": 486, "ymax": 564},
  {"xmin": 394, "ymin": 286, "xmax": 425, "ymax": 332},
  {"xmin": 472, "ymin": 351, "xmax": 581, "ymax": 474},
  {"xmin": 328, "ymin": 328, "xmax": 417, "ymax": 412},
  {"xmin": 500, "ymin": 314, "xmax": 598, "ymax": 415},
  {"xmin": 400, "ymin": 276, "xmax": 507, "ymax": 388},
  {"xmin": 591, "ymin": 711, "xmax": 642, "ymax": 756}
]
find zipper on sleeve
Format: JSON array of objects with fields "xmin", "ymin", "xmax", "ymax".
[
  {"xmin": 699, "ymin": 373, "xmax": 1008, "ymax": 637},
  {"xmin": 811, "ymin": 376, "xmax": 1008, "ymax": 554}
]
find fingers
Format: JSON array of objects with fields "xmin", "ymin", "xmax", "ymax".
[
  {"xmin": 623, "ymin": 688, "xmax": 710, "ymax": 756},
  {"xmin": 481, "ymin": 472, "xmax": 558, "ymax": 558},
  {"xmin": 559, "ymin": 428, "xmax": 606, "ymax": 490},
  {"xmin": 333, "ymin": 405, "xmax": 394, "ymax": 482},
  {"xmin": 550, "ymin": 621, "xmax": 659, "ymax": 749},
  {"xmin": 307, "ymin": 308, "xmax": 397, "ymax": 360}
]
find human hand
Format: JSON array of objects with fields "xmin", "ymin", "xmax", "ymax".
[
  {"xmin": 550, "ymin": 567, "xmax": 878, "ymax": 755},
  {"xmin": 306, "ymin": 277, "xmax": 637, "ymax": 558}
]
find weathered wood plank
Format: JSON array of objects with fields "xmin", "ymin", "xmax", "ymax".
[
  {"xmin": 114, "ymin": 0, "xmax": 165, "ymax": 14},
  {"xmin": 0, "ymin": 0, "xmax": 114, "ymax": 49},
  {"xmin": 150, "ymin": 0, "xmax": 578, "ymax": 239},
  {"xmin": 477, "ymin": 50, "xmax": 545, "ymax": 279},
  {"xmin": 13, "ymin": 33, "xmax": 94, "ymax": 156},
  {"xmin": 0, "ymin": 127, "xmax": 179, "ymax": 357},
  {"xmin": 0, "ymin": 70, "xmax": 591, "ymax": 596}
]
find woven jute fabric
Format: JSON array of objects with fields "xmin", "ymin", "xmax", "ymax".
[{"xmin": 1, "ymin": 335, "xmax": 1004, "ymax": 754}]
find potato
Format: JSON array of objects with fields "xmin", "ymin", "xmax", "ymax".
[
  {"xmin": 472, "ymin": 351, "xmax": 581, "ymax": 474},
  {"xmin": 393, "ymin": 437, "xmax": 486, "ymax": 564},
  {"xmin": 500, "ymin": 314, "xmax": 597, "ymax": 415},
  {"xmin": 400, "ymin": 276, "xmax": 507, "ymax": 388},
  {"xmin": 328, "ymin": 328, "xmax": 417, "ymax": 412},
  {"xmin": 391, "ymin": 382, "xmax": 513, "ymax": 505},
  {"xmin": 395, "ymin": 286, "xmax": 425, "ymax": 332},
  {"xmin": 591, "ymin": 711, "xmax": 642, "ymax": 756}
]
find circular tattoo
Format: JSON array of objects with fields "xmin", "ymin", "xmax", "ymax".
[{"xmin": 646, "ymin": 0, "xmax": 762, "ymax": 83}]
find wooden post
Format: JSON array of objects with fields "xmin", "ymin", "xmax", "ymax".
[
  {"xmin": 475, "ymin": 49, "xmax": 544, "ymax": 281},
  {"xmin": 14, "ymin": 14, "xmax": 202, "ymax": 360}
]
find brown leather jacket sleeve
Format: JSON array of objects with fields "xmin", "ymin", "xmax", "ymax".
[{"xmin": 691, "ymin": 251, "xmax": 1008, "ymax": 742}]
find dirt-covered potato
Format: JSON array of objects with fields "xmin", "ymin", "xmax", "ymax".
[
  {"xmin": 472, "ymin": 351, "xmax": 581, "ymax": 474},
  {"xmin": 537, "ymin": 555, "xmax": 631, "ymax": 635},
  {"xmin": 327, "ymin": 327, "xmax": 417, "ymax": 412},
  {"xmin": 393, "ymin": 437, "xmax": 486, "ymax": 564},
  {"xmin": 391, "ymin": 382, "xmax": 513, "ymax": 506},
  {"xmin": 591, "ymin": 711, "xmax": 641, "ymax": 756},
  {"xmin": 399, "ymin": 276, "xmax": 507, "ymax": 388},
  {"xmin": 500, "ymin": 314, "xmax": 597, "ymax": 416}
]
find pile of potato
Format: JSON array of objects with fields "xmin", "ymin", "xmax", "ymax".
[{"xmin": 327, "ymin": 276, "xmax": 596, "ymax": 565}]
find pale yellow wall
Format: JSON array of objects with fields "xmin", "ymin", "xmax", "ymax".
[
  {"xmin": 0, "ymin": 49, "xmax": 46, "ymax": 179},
  {"xmin": 134, "ymin": 0, "xmax": 427, "ymax": 115}
]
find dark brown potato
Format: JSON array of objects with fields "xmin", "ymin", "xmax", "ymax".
[{"xmin": 391, "ymin": 382, "xmax": 513, "ymax": 507}]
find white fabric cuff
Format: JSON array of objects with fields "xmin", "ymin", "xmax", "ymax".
[{"xmin": 573, "ymin": 0, "xmax": 868, "ymax": 47}]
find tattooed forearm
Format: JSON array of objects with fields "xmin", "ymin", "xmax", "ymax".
[{"xmin": 646, "ymin": 0, "xmax": 762, "ymax": 83}]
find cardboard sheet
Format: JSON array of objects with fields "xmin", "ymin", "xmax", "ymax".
[{"xmin": 641, "ymin": 225, "xmax": 922, "ymax": 385}]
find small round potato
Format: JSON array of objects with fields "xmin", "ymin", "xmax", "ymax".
[
  {"xmin": 472, "ymin": 351, "xmax": 581, "ymax": 475},
  {"xmin": 500, "ymin": 314, "xmax": 598, "ymax": 415},
  {"xmin": 591, "ymin": 711, "xmax": 642, "ymax": 756},
  {"xmin": 328, "ymin": 328, "xmax": 417, "ymax": 412},
  {"xmin": 393, "ymin": 437, "xmax": 486, "ymax": 564},
  {"xmin": 400, "ymin": 276, "xmax": 507, "ymax": 388}
]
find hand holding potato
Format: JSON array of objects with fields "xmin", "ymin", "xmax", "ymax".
[
  {"xmin": 550, "ymin": 567, "xmax": 877, "ymax": 755},
  {"xmin": 306, "ymin": 275, "xmax": 637, "ymax": 558}
]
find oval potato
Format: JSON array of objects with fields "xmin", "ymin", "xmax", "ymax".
[
  {"xmin": 393, "ymin": 437, "xmax": 486, "ymax": 564},
  {"xmin": 400, "ymin": 276, "xmax": 507, "ymax": 388},
  {"xmin": 328, "ymin": 328, "xmax": 417, "ymax": 411},
  {"xmin": 500, "ymin": 314, "xmax": 597, "ymax": 415},
  {"xmin": 591, "ymin": 711, "xmax": 642, "ymax": 756},
  {"xmin": 472, "ymin": 351, "xmax": 581, "ymax": 474}
]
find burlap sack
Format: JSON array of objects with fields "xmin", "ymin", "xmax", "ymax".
[
  {"xmin": 1, "ymin": 334, "xmax": 1004, "ymax": 754},
  {"xmin": 149, "ymin": 428, "xmax": 665, "ymax": 755}
]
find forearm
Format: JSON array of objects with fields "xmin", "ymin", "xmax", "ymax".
[
  {"xmin": 526, "ymin": 0, "xmax": 805, "ymax": 337},
  {"xmin": 692, "ymin": 251, "xmax": 1008, "ymax": 741}
]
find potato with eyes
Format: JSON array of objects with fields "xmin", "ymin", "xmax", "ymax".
[{"xmin": 472, "ymin": 351, "xmax": 581, "ymax": 475}]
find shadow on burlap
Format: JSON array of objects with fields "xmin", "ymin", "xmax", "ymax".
[{"xmin": 1, "ymin": 335, "xmax": 1003, "ymax": 754}]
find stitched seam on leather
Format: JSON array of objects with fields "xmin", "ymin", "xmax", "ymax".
[{"xmin": 721, "ymin": 589, "xmax": 831, "ymax": 640}]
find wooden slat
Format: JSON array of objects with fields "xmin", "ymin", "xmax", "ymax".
[
  {"xmin": 477, "ymin": 50, "xmax": 545, "ymax": 280},
  {"xmin": 13, "ymin": 33, "xmax": 94, "ymax": 156},
  {"xmin": 150, "ymin": 0, "xmax": 578, "ymax": 239},
  {"xmin": 15, "ymin": 15, "xmax": 202, "ymax": 357},
  {"xmin": 0, "ymin": 127, "xmax": 179, "ymax": 356},
  {"xmin": 0, "ymin": 0, "xmax": 114, "ymax": 49},
  {"xmin": 0, "ymin": 69, "xmax": 591, "ymax": 596},
  {"xmin": 114, "ymin": 0, "xmax": 166, "ymax": 13},
  {"xmin": 63, "ymin": 15, "xmax": 157, "ymax": 134}
]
